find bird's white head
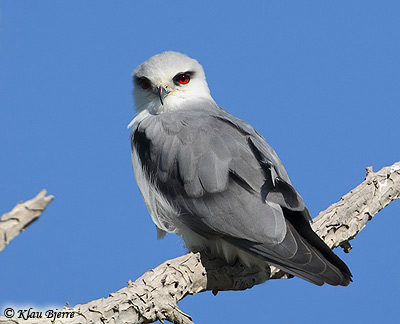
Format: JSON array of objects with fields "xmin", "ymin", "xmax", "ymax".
[{"xmin": 132, "ymin": 51, "xmax": 214, "ymax": 114}]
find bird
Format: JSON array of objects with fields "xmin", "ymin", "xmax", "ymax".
[{"xmin": 129, "ymin": 51, "xmax": 352, "ymax": 286}]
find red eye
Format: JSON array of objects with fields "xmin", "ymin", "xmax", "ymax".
[
  {"xmin": 177, "ymin": 73, "xmax": 190, "ymax": 84},
  {"xmin": 140, "ymin": 78, "xmax": 151, "ymax": 90}
]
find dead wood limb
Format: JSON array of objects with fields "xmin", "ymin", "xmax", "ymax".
[{"xmin": 0, "ymin": 190, "xmax": 54, "ymax": 253}]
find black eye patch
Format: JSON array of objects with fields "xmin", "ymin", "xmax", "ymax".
[
  {"xmin": 173, "ymin": 71, "xmax": 195, "ymax": 85},
  {"xmin": 134, "ymin": 76, "xmax": 152, "ymax": 90}
]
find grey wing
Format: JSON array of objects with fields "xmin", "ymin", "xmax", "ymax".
[
  {"xmin": 132, "ymin": 107, "xmax": 351, "ymax": 286},
  {"xmin": 133, "ymin": 109, "xmax": 291, "ymax": 243}
]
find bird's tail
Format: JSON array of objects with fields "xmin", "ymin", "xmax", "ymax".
[{"xmin": 229, "ymin": 209, "xmax": 352, "ymax": 286}]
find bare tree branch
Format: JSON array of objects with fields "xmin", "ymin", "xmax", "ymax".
[
  {"xmin": 312, "ymin": 162, "xmax": 400, "ymax": 250},
  {"xmin": 0, "ymin": 190, "xmax": 54, "ymax": 253},
  {"xmin": 1, "ymin": 162, "xmax": 399, "ymax": 324}
]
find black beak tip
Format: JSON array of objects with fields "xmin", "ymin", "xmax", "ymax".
[{"xmin": 158, "ymin": 85, "xmax": 170, "ymax": 105}]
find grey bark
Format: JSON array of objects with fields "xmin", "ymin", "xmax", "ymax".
[
  {"xmin": 0, "ymin": 162, "xmax": 399, "ymax": 324},
  {"xmin": 0, "ymin": 190, "xmax": 54, "ymax": 252}
]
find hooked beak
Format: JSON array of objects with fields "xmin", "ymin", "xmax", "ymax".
[{"xmin": 158, "ymin": 85, "xmax": 171, "ymax": 105}]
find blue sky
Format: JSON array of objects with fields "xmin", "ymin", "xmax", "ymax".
[{"xmin": 1, "ymin": 1, "xmax": 399, "ymax": 323}]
